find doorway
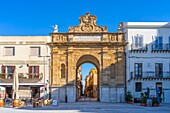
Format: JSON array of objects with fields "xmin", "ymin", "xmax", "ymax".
[
  {"xmin": 6, "ymin": 86, "xmax": 12, "ymax": 98},
  {"xmin": 76, "ymin": 55, "xmax": 100, "ymax": 102}
]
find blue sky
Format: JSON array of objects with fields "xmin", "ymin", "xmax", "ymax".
[
  {"xmin": 0, "ymin": 0, "xmax": 170, "ymax": 78},
  {"xmin": 0, "ymin": 0, "xmax": 170, "ymax": 35},
  {"xmin": 81, "ymin": 63, "xmax": 96, "ymax": 82}
]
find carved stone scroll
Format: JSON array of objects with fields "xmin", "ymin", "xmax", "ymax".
[{"xmin": 68, "ymin": 12, "xmax": 108, "ymax": 33}]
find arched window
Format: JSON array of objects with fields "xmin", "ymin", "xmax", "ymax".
[
  {"xmin": 61, "ymin": 63, "xmax": 65, "ymax": 78},
  {"xmin": 110, "ymin": 64, "xmax": 116, "ymax": 79}
]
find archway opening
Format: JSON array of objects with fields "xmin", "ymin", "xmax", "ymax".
[{"xmin": 76, "ymin": 55, "xmax": 100, "ymax": 102}]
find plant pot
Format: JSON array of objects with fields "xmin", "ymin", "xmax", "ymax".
[
  {"xmin": 128, "ymin": 102, "xmax": 133, "ymax": 104},
  {"xmin": 13, "ymin": 99, "xmax": 19, "ymax": 108},
  {"xmin": 140, "ymin": 103, "xmax": 147, "ymax": 106},
  {"xmin": 0, "ymin": 99, "xmax": 4, "ymax": 108},
  {"xmin": 43, "ymin": 99, "xmax": 48, "ymax": 106},
  {"xmin": 153, "ymin": 104, "xmax": 159, "ymax": 107}
]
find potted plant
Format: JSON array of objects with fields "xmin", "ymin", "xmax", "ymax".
[
  {"xmin": 0, "ymin": 93, "xmax": 4, "ymax": 107},
  {"xmin": 125, "ymin": 91, "xmax": 133, "ymax": 104},
  {"xmin": 152, "ymin": 97, "xmax": 159, "ymax": 107},
  {"xmin": 0, "ymin": 74, "xmax": 2, "ymax": 78},
  {"xmin": 140, "ymin": 92, "xmax": 147, "ymax": 106}
]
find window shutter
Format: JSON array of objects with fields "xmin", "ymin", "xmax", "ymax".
[
  {"xmin": 139, "ymin": 36, "xmax": 143, "ymax": 47},
  {"xmin": 29, "ymin": 66, "xmax": 32, "ymax": 78},
  {"xmin": 36, "ymin": 66, "xmax": 39, "ymax": 77},
  {"xmin": 169, "ymin": 37, "xmax": 170, "ymax": 49},
  {"xmin": 2, "ymin": 66, "xmax": 6, "ymax": 78},
  {"xmin": 158, "ymin": 36, "xmax": 163, "ymax": 49},
  {"xmin": 30, "ymin": 47, "xmax": 40, "ymax": 56},
  {"xmin": 154, "ymin": 36, "xmax": 158, "ymax": 49},
  {"xmin": 12, "ymin": 66, "xmax": 15, "ymax": 72},
  {"xmin": 12, "ymin": 66, "xmax": 15, "ymax": 79},
  {"xmin": 132, "ymin": 36, "xmax": 134, "ymax": 49},
  {"xmin": 4, "ymin": 47, "xmax": 14, "ymax": 56},
  {"xmin": 134, "ymin": 36, "xmax": 138, "ymax": 48}
]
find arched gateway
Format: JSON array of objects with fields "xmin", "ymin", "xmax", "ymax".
[
  {"xmin": 76, "ymin": 55, "xmax": 100, "ymax": 101},
  {"xmin": 48, "ymin": 13, "xmax": 127, "ymax": 102}
]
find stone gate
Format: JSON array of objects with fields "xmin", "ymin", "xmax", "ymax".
[{"xmin": 48, "ymin": 13, "xmax": 127, "ymax": 102}]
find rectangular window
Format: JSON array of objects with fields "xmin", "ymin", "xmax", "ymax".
[
  {"xmin": 29, "ymin": 66, "xmax": 39, "ymax": 78},
  {"xmin": 1, "ymin": 66, "xmax": 15, "ymax": 79},
  {"xmin": 154, "ymin": 36, "xmax": 163, "ymax": 50},
  {"xmin": 155, "ymin": 63, "xmax": 163, "ymax": 78},
  {"xmin": 134, "ymin": 63, "xmax": 142, "ymax": 77},
  {"xmin": 30, "ymin": 47, "xmax": 40, "ymax": 56},
  {"xmin": 156, "ymin": 82, "xmax": 162, "ymax": 98},
  {"xmin": 135, "ymin": 82, "xmax": 142, "ymax": 92},
  {"xmin": 61, "ymin": 63, "xmax": 66, "ymax": 78},
  {"xmin": 110, "ymin": 64, "xmax": 116, "ymax": 79},
  {"xmin": 4, "ymin": 47, "xmax": 15, "ymax": 56},
  {"xmin": 133, "ymin": 35, "xmax": 143, "ymax": 49}
]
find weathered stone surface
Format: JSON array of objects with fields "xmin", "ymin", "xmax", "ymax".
[{"xmin": 48, "ymin": 13, "xmax": 127, "ymax": 102}]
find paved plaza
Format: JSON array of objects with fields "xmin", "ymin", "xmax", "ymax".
[{"xmin": 0, "ymin": 102, "xmax": 170, "ymax": 113}]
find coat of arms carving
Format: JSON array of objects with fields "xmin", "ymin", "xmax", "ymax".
[{"xmin": 69, "ymin": 12, "xmax": 108, "ymax": 33}]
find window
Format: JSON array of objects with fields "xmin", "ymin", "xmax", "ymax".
[
  {"xmin": 30, "ymin": 47, "xmax": 40, "ymax": 56},
  {"xmin": 110, "ymin": 64, "xmax": 116, "ymax": 79},
  {"xmin": 135, "ymin": 82, "xmax": 142, "ymax": 92},
  {"xmin": 4, "ymin": 47, "xmax": 15, "ymax": 56},
  {"xmin": 168, "ymin": 37, "xmax": 170, "ymax": 49},
  {"xmin": 156, "ymin": 82, "xmax": 162, "ymax": 98},
  {"xmin": 29, "ymin": 66, "xmax": 39, "ymax": 78},
  {"xmin": 155, "ymin": 63, "xmax": 163, "ymax": 78},
  {"xmin": 61, "ymin": 63, "xmax": 65, "ymax": 78},
  {"xmin": 154, "ymin": 36, "xmax": 163, "ymax": 50},
  {"xmin": 1, "ymin": 66, "xmax": 15, "ymax": 79},
  {"xmin": 134, "ymin": 63, "xmax": 142, "ymax": 77},
  {"xmin": 132, "ymin": 35, "xmax": 143, "ymax": 49}
]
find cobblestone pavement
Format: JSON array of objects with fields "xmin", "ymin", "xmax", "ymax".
[{"xmin": 0, "ymin": 102, "xmax": 170, "ymax": 113}]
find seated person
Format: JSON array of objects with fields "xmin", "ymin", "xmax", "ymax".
[{"xmin": 4, "ymin": 93, "xmax": 12, "ymax": 104}]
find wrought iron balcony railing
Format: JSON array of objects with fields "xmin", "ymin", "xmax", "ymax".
[
  {"xmin": 130, "ymin": 71, "xmax": 170, "ymax": 79},
  {"xmin": 130, "ymin": 44, "xmax": 148, "ymax": 52},
  {"xmin": 151, "ymin": 44, "xmax": 170, "ymax": 52},
  {"xmin": 0, "ymin": 73, "xmax": 43, "ymax": 83}
]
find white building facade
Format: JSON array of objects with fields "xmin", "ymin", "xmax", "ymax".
[
  {"xmin": 120, "ymin": 22, "xmax": 170, "ymax": 103},
  {"xmin": 0, "ymin": 36, "xmax": 50, "ymax": 99}
]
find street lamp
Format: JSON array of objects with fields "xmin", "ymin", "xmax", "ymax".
[{"xmin": 38, "ymin": 55, "xmax": 50, "ymax": 98}]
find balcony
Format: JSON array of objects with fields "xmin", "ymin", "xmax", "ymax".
[
  {"xmin": 130, "ymin": 44, "xmax": 148, "ymax": 53},
  {"xmin": 130, "ymin": 71, "xmax": 170, "ymax": 80},
  {"xmin": 151, "ymin": 44, "xmax": 170, "ymax": 53},
  {"xmin": 0, "ymin": 73, "xmax": 43, "ymax": 83}
]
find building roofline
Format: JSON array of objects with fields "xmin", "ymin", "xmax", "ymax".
[{"xmin": 122, "ymin": 22, "xmax": 170, "ymax": 29}]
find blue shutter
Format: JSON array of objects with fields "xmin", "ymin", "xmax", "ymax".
[
  {"xmin": 154, "ymin": 37, "xmax": 158, "ymax": 49},
  {"xmin": 169, "ymin": 37, "xmax": 170, "ymax": 49},
  {"xmin": 158, "ymin": 36, "xmax": 163, "ymax": 49}
]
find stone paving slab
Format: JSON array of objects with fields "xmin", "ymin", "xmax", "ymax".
[{"xmin": 0, "ymin": 102, "xmax": 170, "ymax": 113}]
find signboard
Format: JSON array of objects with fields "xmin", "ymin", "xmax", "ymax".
[
  {"xmin": 0, "ymin": 86, "xmax": 5, "ymax": 98},
  {"xmin": 52, "ymin": 100, "xmax": 58, "ymax": 106},
  {"xmin": 18, "ymin": 90, "xmax": 31, "ymax": 98},
  {"xmin": 73, "ymin": 36, "xmax": 101, "ymax": 41}
]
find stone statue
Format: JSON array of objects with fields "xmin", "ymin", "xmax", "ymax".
[{"xmin": 53, "ymin": 25, "xmax": 58, "ymax": 33}]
